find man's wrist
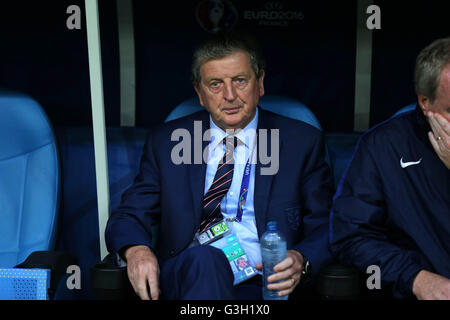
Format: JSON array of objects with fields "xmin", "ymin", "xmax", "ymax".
[
  {"xmin": 412, "ymin": 269, "xmax": 427, "ymax": 298},
  {"xmin": 123, "ymin": 245, "xmax": 151, "ymax": 261}
]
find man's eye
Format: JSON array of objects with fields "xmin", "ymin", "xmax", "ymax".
[
  {"xmin": 233, "ymin": 78, "xmax": 248, "ymax": 87},
  {"xmin": 210, "ymin": 81, "xmax": 221, "ymax": 88}
]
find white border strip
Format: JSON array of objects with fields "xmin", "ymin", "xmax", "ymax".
[
  {"xmin": 85, "ymin": 0, "xmax": 110, "ymax": 260},
  {"xmin": 354, "ymin": 0, "xmax": 373, "ymax": 132},
  {"xmin": 116, "ymin": 0, "xmax": 136, "ymax": 127}
]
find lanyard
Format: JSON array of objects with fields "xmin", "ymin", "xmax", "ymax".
[
  {"xmin": 236, "ymin": 157, "xmax": 252, "ymax": 222},
  {"xmin": 234, "ymin": 136, "xmax": 256, "ymax": 222}
]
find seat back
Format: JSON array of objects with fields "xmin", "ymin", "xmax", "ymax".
[
  {"xmin": 0, "ymin": 90, "xmax": 60, "ymax": 267},
  {"xmin": 258, "ymin": 95, "xmax": 322, "ymax": 130},
  {"xmin": 392, "ymin": 103, "xmax": 416, "ymax": 117},
  {"xmin": 166, "ymin": 95, "xmax": 329, "ymax": 167},
  {"xmin": 165, "ymin": 97, "xmax": 203, "ymax": 123},
  {"xmin": 166, "ymin": 95, "xmax": 322, "ymax": 130}
]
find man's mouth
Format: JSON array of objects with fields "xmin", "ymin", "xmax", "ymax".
[{"xmin": 222, "ymin": 106, "xmax": 242, "ymax": 114}]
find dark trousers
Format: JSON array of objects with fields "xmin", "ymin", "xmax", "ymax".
[{"xmin": 160, "ymin": 245, "xmax": 262, "ymax": 300}]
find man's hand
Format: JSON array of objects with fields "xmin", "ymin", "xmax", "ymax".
[
  {"xmin": 427, "ymin": 111, "xmax": 450, "ymax": 169},
  {"xmin": 255, "ymin": 250, "xmax": 304, "ymax": 297},
  {"xmin": 412, "ymin": 270, "xmax": 450, "ymax": 300},
  {"xmin": 124, "ymin": 245, "xmax": 160, "ymax": 300}
]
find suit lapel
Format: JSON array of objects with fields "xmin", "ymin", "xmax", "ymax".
[
  {"xmin": 254, "ymin": 107, "xmax": 281, "ymax": 238},
  {"xmin": 187, "ymin": 111, "xmax": 210, "ymax": 225}
]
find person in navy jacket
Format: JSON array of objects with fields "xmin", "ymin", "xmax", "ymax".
[
  {"xmin": 105, "ymin": 33, "xmax": 334, "ymax": 300},
  {"xmin": 330, "ymin": 38, "xmax": 450, "ymax": 300}
]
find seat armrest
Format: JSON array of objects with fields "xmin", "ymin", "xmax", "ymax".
[
  {"xmin": 316, "ymin": 262, "xmax": 361, "ymax": 299},
  {"xmin": 14, "ymin": 250, "xmax": 77, "ymax": 299},
  {"xmin": 91, "ymin": 253, "xmax": 137, "ymax": 300}
]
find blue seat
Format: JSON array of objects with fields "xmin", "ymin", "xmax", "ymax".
[
  {"xmin": 327, "ymin": 103, "xmax": 417, "ymax": 189},
  {"xmin": 392, "ymin": 103, "xmax": 416, "ymax": 117},
  {"xmin": 325, "ymin": 132, "xmax": 362, "ymax": 188},
  {"xmin": 165, "ymin": 97, "xmax": 204, "ymax": 123},
  {"xmin": 0, "ymin": 90, "xmax": 60, "ymax": 268},
  {"xmin": 166, "ymin": 95, "xmax": 322, "ymax": 130},
  {"xmin": 259, "ymin": 95, "xmax": 322, "ymax": 130}
]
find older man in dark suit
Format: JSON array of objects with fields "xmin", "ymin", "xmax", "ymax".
[{"xmin": 106, "ymin": 33, "xmax": 334, "ymax": 300}]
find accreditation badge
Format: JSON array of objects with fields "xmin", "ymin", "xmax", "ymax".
[{"xmin": 195, "ymin": 220, "xmax": 257, "ymax": 285}]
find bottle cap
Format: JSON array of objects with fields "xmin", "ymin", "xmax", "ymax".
[{"xmin": 266, "ymin": 221, "xmax": 277, "ymax": 231}]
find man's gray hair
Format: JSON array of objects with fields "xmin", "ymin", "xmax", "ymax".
[
  {"xmin": 191, "ymin": 32, "xmax": 266, "ymax": 86},
  {"xmin": 414, "ymin": 37, "xmax": 450, "ymax": 102}
]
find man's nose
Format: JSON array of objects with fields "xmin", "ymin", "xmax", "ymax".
[{"xmin": 223, "ymin": 80, "xmax": 237, "ymax": 101}]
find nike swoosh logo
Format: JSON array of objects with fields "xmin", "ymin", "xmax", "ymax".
[{"xmin": 400, "ymin": 157, "xmax": 422, "ymax": 168}]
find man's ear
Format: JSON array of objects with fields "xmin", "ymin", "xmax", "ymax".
[
  {"xmin": 194, "ymin": 84, "xmax": 205, "ymax": 107},
  {"xmin": 417, "ymin": 93, "xmax": 431, "ymax": 115},
  {"xmin": 258, "ymin": 70, "xmax": 265, "ymax": 97}
]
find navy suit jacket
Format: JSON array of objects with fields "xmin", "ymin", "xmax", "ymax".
[{"xmin": 106, "ymin": 107, "xmax": 334, "ymax": 274}]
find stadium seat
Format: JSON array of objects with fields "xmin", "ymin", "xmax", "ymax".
[
  {"xmin": 392, "ymin": 103, "xmax": 416, "ymax": 117},
  {"xmin": 0, "ymin": 90, "xmax": 74, "ymax": 300},
  {"xmin": 166, "ymin": 95, "xmax": 322, "ymax": 130},
  {"xmin": 325, "ymin": 132, "xmax": 362, "ymax": 187}
]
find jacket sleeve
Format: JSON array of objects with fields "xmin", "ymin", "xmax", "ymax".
[
  {"xmin": 105, "ymin": 128, "xmax": 161, "ymax": 257},
  {"xmin": 330, "ymin": 136, "xmax": 428, "ymax": 298},
  {"xmin": 293, "ymin": 132, "xmax": 335, "ymax": 276}
]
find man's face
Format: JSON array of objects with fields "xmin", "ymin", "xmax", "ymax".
[
  {"xmin": 419, "ymin": 64, "xmax": 450, "ymax": 122},
  {"xmin": 194, "ymin": 51, "xmax": 265, "ymax": 130}
]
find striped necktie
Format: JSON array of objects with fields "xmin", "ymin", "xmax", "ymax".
[{"xmin": 199, "ymin": 135, "xmax": 237, "ymax": 233}]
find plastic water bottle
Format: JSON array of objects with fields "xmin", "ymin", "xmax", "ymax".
[{"xmin": 261, "ymin": 221, "xmax": 288, "ymax": 300}]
